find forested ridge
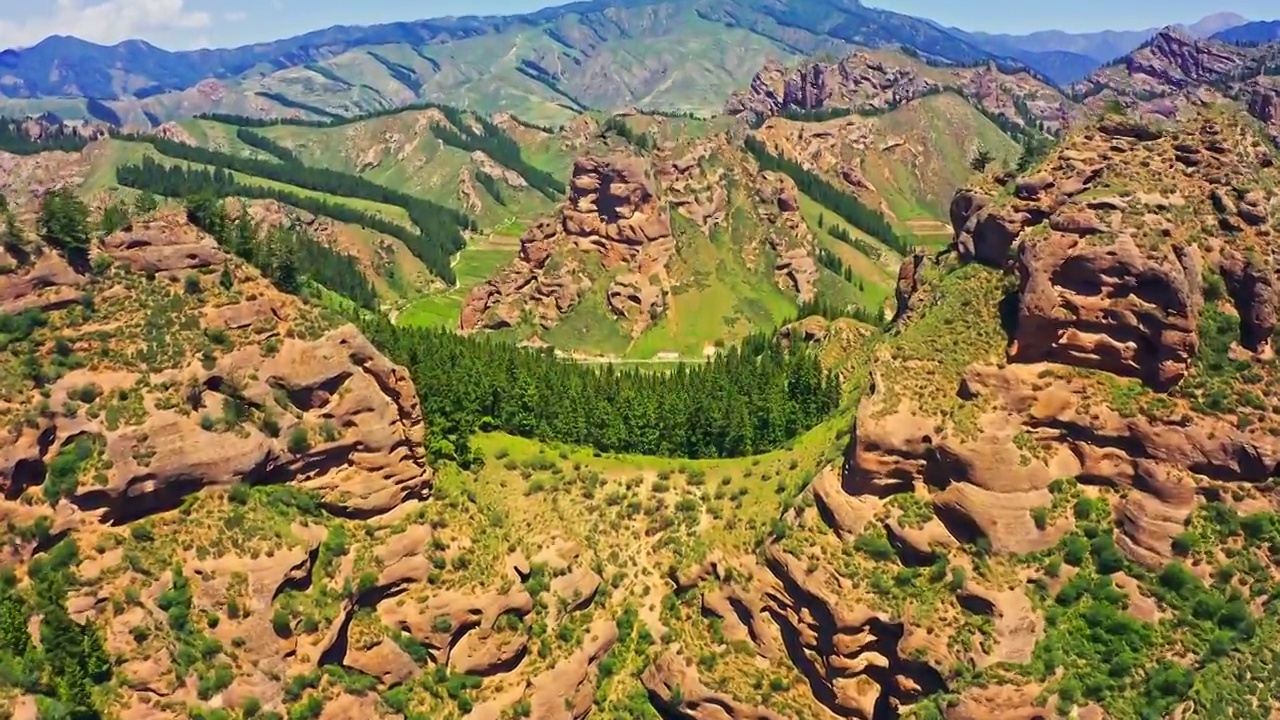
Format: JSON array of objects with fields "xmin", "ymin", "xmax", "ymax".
[
  {"xmin": 234, "ymin": 128, "xmax": 302, "ymax": 164},
  {"xmin": 203, "ymin": 105, "xmax": 562, "ymax": 201},
  {"xmin": 182, "ymin": 194, "xmax": 380, "ymax": 310},
  {"xmin": 744, "ymin": 135, "xmax": 912, "ymax": 255},
  {"xmin": 0, "ymin": 119, "xmax": 93, "ymax": 155},
  {"xmin": 114, "ymin": 146, "xmax": 470, "ymax": 284},
  {"xmin": 358, "ymin": 317, "xmax": 843, "ymax": 463},
  {"xmin": 427, "ymin": 106, "xmax": 563, "ymax": 200}
]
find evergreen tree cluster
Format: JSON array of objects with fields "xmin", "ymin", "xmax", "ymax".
[
  {"xmin": 0, "ymin": 192, "xmax": 27, "ymax": 258},
  {"xmin": 825, "ymin": 222, "xmax": 885, "ymax": 261},
  {"xmin": 1015, "ymin": 132, "xmax": 1057, "ymax": 174},
  {"xmin": 234, "ymin": 128, "xmax": 302, "ymax": 164},
  {"xmin": 202, "ymin": 105, "xmax": 561, "ymax": 199},
  {"xmin": 0, "ymin": 540, "xmax": 112, "ymax": 718},
  {"xmin": 253, "ymin": 91, "xmax": 346, "ymax": 121},
  {"xmin": 429, "ymin": 106, "xmax": 563, "ymax": 200},
  {"xmin": 38, "ymin": 188, "xmax": 93, "ymax": 268},
  {"xmin": 779, "ymin": 106, "xmax": 856, "ymax": 123},
  {"xmin": 114, "ymin": 153, "xmax": 467, "ymax": 284},
  {"xmin": 357, "ymin": 318, "xmax": 841, "ymax": 463},
  {"xmin": 603, "ymin": 117, "xmax": 655, "ymax": 151},
  {"xmin": 194, "ymin": 112, "xmax": 329, "ymax": 129},
  {"xmin": 744, "ymin": 135, "xmax": 911, "ymax": 255},
  {"xmin": 795, "ymin": 296, "xmax": 883, "ymax": 327},
  {"xmin": 182, "ymin": 194, "xmax": 379, "ymax": 310},
  {"xmin": 474, "ymin": 172, "xmax": 506, "ymax": 206},
  {"xmin": 0, "ymin": 119, "xmax": 93, "ymax": 155},
  {"xmin": 816, "ymin": 246, "xmax": 856, "ymax": 283}
]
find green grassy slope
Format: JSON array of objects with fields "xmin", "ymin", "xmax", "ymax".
[
  {"xmin": 396, "ymin": 236, "xmax": 522, "ymax": 328},
  {"xmin": 865, "ymin": 92, "xmax": 1021, "ymax": 229},
  {"xmin": 247, "ymin": 109, "xmax": 567, "ymax": 231},
  {"xmin": 83, "ymin": 138, "xmax": 437, "ymax": 301}
]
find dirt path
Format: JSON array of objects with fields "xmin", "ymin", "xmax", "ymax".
[{"xmin": 906, "ymin": 219, "xmax": 952, "ymax": 237}]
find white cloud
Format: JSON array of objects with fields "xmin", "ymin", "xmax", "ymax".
[
  {"xmin": 0, "ymin": 0, "xmax": 212, "ymax": 50},
  {"xmin": 224, "ymin": 11, "xmax": 248, "ymax": 22}
]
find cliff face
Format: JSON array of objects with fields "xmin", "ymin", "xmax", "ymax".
[
  {"xmin": 1074, "ymin": 29, "xmax": 1256, "ymax": 100},
  {"xmin": 460, "ymin": 153, "xmax": 675, "ymax": 336}
]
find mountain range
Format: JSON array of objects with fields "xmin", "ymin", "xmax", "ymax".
[{"xmin": 0, "ymin": 0, "xmax": 1267, "ymax": 128}]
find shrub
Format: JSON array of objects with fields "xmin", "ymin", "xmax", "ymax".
[
  {"xmin": 89, "ymin": 253, "xmax": 114, "ymax": 275},
  {"xmin": 75, "ymin": 383, "xmax": 101, "ymax": 403},
  {"xmin": 287, "ymin": 426, "xmax": 311, "ymax": 454},
  {"xmin": 261, "ymin": 413, "xmax": 282, "ymax": 437},
  {"xmin": 271, "ymin": 608, "xmax": 292, "ymax": 637},
  {"xmin": 1031, "ymin": 506, "xmax": 1050, "ymax": 531},
  {"xmin": 319, "ymin": 420, "xmax": 341, "ymax": 443},
  {"xmin": 853, "ymin": 529, "xmax": 896, "ymax": 562}
]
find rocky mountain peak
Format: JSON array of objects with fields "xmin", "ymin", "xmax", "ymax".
[
  {"xmin": 460, "ymin": 151, "xmax": 675, "ymax": 335},
  {"xmin": 727, "ymin": 50, "xmax": 1075, "ymax": 134},
  {"xmin": 1129, "ymin": 26, "xmax": 1250, "ymax": 88}
]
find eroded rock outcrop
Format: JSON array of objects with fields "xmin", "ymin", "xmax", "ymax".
[
  {"xmin": 950, "ymin": 111, "xmax": 1280, "ymax": 390},
  {"xmin": 527, "ymin": 618, "xmax": 618, "ymax": 720},
  {"xmin": 643, "ymin": 650, "xmax": 792, "ymax": 719},
  {"xmin": 756, "ymin": 171, "xmax": 818, "ymax": 301},
  {"xmin": 692, "ymin": 550, "xmax": 947, "ymax": 720},
  {"xmin": 1013, "ymin": 233, "xmax": 1200, "ymax": 389},
  {"xmin": 1074, "ymin": 28, "xmax": 1280, "ymax": 134},
  {"xmin": 728, "ymin": 52, "xmax": 1075, "ymax": 132},
  {"xmin": 0, "ymin": 213, "xmax": 432, "ymax": 524},
  {"xmin": 846, "ymin": 347, "xmax": 1280, "ymax": 566},
  {"xmin": 461, "ymin": 154, "xmax": 674, "ymax": 335}
]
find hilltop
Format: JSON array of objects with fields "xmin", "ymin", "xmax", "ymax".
[{"xmin": 1071, "ymin": 27, "xmax": 1280, "ymax": 144}]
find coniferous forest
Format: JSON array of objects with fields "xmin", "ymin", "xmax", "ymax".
[
  {"xmin": 115, "ymin": 137, "xmax": 473, "ymax": 283},
  {"xmin": 199, "ymin": 104, "xmax": 562, "ymax": 200},
  {"xmin": 115, "ymin": 156, "xmax": 463, "ymax": 285},
  {"xmin": 358, "ymin": 317, "xmax": 842, "ymax": 463},
  {"xmin": 0, "ymin": 119, "xmax": 93, "ymax": 155},
  {"xmin": 181, "ymin": 194, "xmax": 380, "ymax": 310},
  {"xmin": 744, "ymin": 135, "xmax": 912, "ymax": 255}
]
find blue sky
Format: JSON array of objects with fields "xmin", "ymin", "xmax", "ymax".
[{"xmin": 0, "ymin": 0, "xmax": 1272, "ymax": 51}]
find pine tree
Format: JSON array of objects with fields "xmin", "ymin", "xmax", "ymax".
[
  {"xmin": 38, "ymin": 188, "xmax": 92, "ymax": 264},
  {"xmin": 0, "ymin": 586, "xmax": 30, "ymax": 655},
  {"xmin": 133, "ymin": 190, "xmax": 159, "ymax": 216}
]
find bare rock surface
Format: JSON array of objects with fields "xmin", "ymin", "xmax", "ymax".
[{"xmin": 461, "ymin": 153, "xmax": 674, "ymax": 335}]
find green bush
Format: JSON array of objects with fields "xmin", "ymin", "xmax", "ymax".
[
  {"xmin": 42, "ymin": 435, "xmax": 98, "ymax": 505},
  {"xmin": 853, "ymin": 528, "xmax": 896, "ymax": 562},
  {"xmin": 1031, "ymin": 506, "xmax": 1050, "ymax": 531},
  {"xmin": 272, "ymin": 608, "xmax": 293, "ymax": 637},
  {"xmin": 287, "ymin": 425, "xmax": 311, "ymax": 454}
]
